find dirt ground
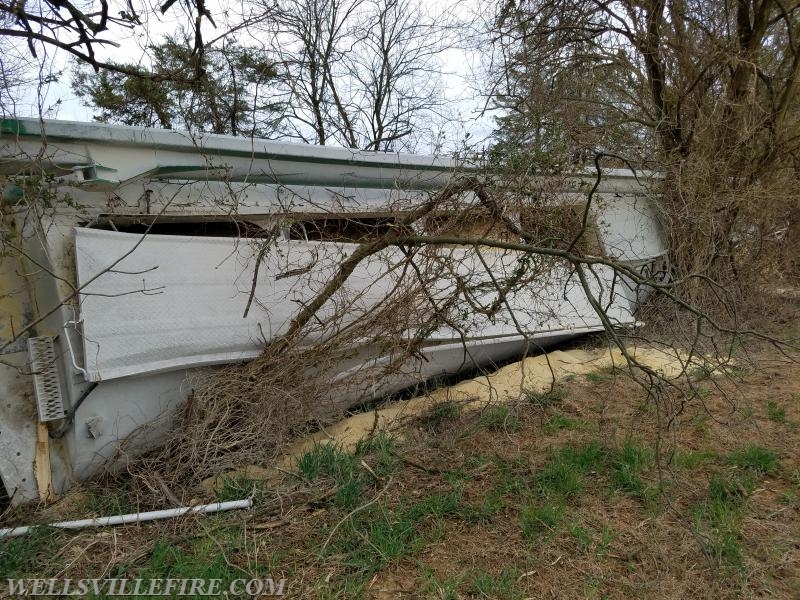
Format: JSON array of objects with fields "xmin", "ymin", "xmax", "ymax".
[
  {"xmin": 2, "ymin": 339, "xmax": 799, "ymax": 599},
  {"xmin": 361, "ymin": 358, "xmax": 800, "ymax": 599}
]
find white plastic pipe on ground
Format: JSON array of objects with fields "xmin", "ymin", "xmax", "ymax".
[{"xmin": 0, "ymin": 499, "xmax": 252, "ymax": 539}]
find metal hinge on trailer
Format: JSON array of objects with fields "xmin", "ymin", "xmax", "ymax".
[{"xmin": 27, "ymin": 337, "xmax": 66, "ymax": 422}]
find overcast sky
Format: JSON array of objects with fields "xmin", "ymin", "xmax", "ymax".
[{"xmin": 8, "ymin": 0, "xmax": 497, "ymax": 154}]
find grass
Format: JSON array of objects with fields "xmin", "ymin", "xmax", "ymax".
[
  {"xmin": 492, "ymin": 455, "xmax": 532, "ymax": 498},
  {"xmin": 673, "ymin": 450, "xmax": 717, "ymax": 468},
  {"xmin": 694, "ymin": 473, "xmax": 754, "ymax": 570},
  {"xmin": 569, "ymin": 522, "xmax": 617, "ymax": 557},
  {"xmin": 324, "ymin": 488, "xmax": 466, "ymax": 574},
  {"xmin": 543, "ymin": 412, "xmax": 590, "ymax": 433},
  {"xmin": 521, "ymin": 503, "xmax": 564, "ymax": 540},
  {"xmin": 585, "ymin": 371, "xmax": 612, "ymax": 383},
  {"xmin": 295, "ymin": 434, "xmax": 402, "ymax": 509},
  {"xmin": 4, "ymin": 353, "xmax": 798, "ymax": 599},
  {"xmin": 468, "ymin": 568, "xmax": 522, "ymax": 599},
  {"xmin": 0, "ymin": 527, "xmax": 59, "ymax": 577},
  {"xmin": 689, "ymin": 386, "xmax": 712, "ymax": 400},
  {"xmin": 610, "ymin": 440, "xmax": 653, "ymax": 499},
  {"xmin": 479, "ymin": 404, "xmax": 520, "ymax": 431},
  {"xmin": 93, "ymin": 527, "xmax": 290, "ymax": 598},
  {"xmin": 514, "ymin": 441, "xmax": 633, "ymax": 542},
  {"xmin": 355, "ymin": 431, "xmax": 401, "ymax": 478},
  {"xmin": 536, "ymin": 448, "xmax": 590, "ymax": 499},
  {"xmin": 312, "ymin": 578, "xmax": 368, "ymax": 599},
  {"xmin": 678, "ymin": 446, "xmax": 780, "ymax": 570},
  {"xmin": 530, "ymin": 440, "xmax": 654, "ymax": 501},
  {"xmin": 326, "ymin": 504, "xmax": 423, "ymax": 571},
  {"xmin": 596, "ymin": 524, "xmax": 616, "ymax": 557},
  {"xmin": 767, "ymin": 401, "xmax": 788, "ymax": 424},
  {"xmin": 84, "ymin": 486, "xmax": 134, "ymax": 516},
  {"xmin": 423, "ymin": 401, "xmax": 462, "ymax": 428},
  {"xmin": 215, "ymin": 475, "xmax": 262, "ymax": 502},
  {"xmin": 133, "ymin": 539, "xmax": 241, "ymax": 595},
  {"xmin": 570, "ymin": 522, "xmax": 593, "ymax": 552},
  {"xmin": 525, "ymin": 385, "xmax": 567, "ymax": 407},
  {"xmin": 291, "ymin": 438, "xmax": 776, "ymax": 582},
  {"xmin": 413, "ymin": 437, "xmax": 653, "ymax": 550},
  {"xmin": 296, "ymin": 442, "xmax": 359, "ymax": 482},
  {"xmin": 692, "ymin": 449, "xmax": 781, "ymax": 571},
  {"xmin": 691, "ymin": 365, "xmax": 715, "ymax": 381},
  {"xmin": 726, "ymin": 446, "xmax": 779, "ymax": 475},
  {"xmin": 691, "ymin": 411, "xmax": 711, "ymax": 437},
  {"xmin": 422, "ymin": 569, "xmax": 461, "ymax": 600},
  {"xmin": 0, "ymin": 436, "xmax": 658, "ymax": 591}
]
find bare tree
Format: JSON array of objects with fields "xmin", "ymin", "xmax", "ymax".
[
  {"xmin": 0, "ymin": 11, "xmax": 33, "ymax": 116},
  {"xmin": 489, "ymin": 0, "xmax": 800, "ymax": 308},
  {"xmin": 0, "ymin": 0, "xmax": 218, "ymax": 78},
  {"xmin": 257, "ymin": 0, "xmax": 447, "ymax": 151}
]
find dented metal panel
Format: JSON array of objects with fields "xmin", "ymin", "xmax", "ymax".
[{"xmin": 0, "ymin": 118, "xmax": 669, "ymax": 504}]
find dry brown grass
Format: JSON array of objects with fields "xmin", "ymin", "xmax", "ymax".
[
  {"xmin": 355, "ymin": 349, "xmax": 800, "ymax": 599},
  {"xmin": 5, "ymin": 336, "xmax": 798, "ymax": 599}
]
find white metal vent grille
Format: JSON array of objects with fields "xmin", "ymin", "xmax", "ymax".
[{"xmin": 27, "ymin": 336, "xmax": 66, "ymax": 422}]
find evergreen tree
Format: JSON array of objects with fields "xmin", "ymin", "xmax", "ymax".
[{"xmin": 72, "ymin": 32, "xmax": 282, "ymax": 137}]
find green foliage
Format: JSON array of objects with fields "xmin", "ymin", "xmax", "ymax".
[
  {"xmin": 569, "ymin": 523, "xmax": 593, "ymax": 552},
  {"xmin": 335, "ymin": 507, "xmax": 423, "ymax": 566},
  {"xmin": 407, "ymin": 489, "xmax": 465, "ymax": 521},
  {"xmin": 673, "ymin": 450, "xmax": 717, "ymax": 469},
  {"xmin": 311, "ymin": 577, "xmax": 368, "ymax": 599},
  {"xmin": 726, "ymin": 446, "xmax": 779, "ymax": 475},
  {"xmin": 693, "ymin": 473, "xmax": 754, "ymax": 570},
  {"xmin": 609, "ymin": 440, "xmax": 653, "ymax": 498},
  {"xmin": 479, "ymin": 404, "xmax": 520, "ymax": 431},
  {"xmin": 558, "ymin": 440, "xmax": 608, "ymax": 472},
  {"xmin": 295, "ymin": 443, "xmax": 368, "ymax": 509},
  {"xmin": 767, "ymin": 401, "xmax": 788, "ymax": 424},
  {"xmin": 215, "ymin": 475, "xmax": 261, "ymax": 502},
  {"xmin": 688, "ymin": 387, "xmax": 712, "ymax": 400},
  {"xmin": 354, "ymin": 430, "xmax": 396, "ymax": 456},
  {"xmin": 355, "ymin": 432, "xmax": 401, "ymax": 479},
  {"xmin": 597, "ymin": 525, "xmax": 617, "ymax": 557},
  {"xmin": 535, "ymin": 441, "xmax": 607, "ymax": 500},
  {"xmin": 691, "ymin": 411, "xmax": 712, "ymax": 437},
  {"xmin": 464, "ymin": 489, "xmax": 505, "ymax": 524},
  {"xmin": 296, "ymin": 442, "xmax": 359, "ymax": 483},
  {"xmin": 84, "ymin": 486, "xmax": 134, "ymax": 517},
  {"xmin": 468, "ymin": 568, "xmax": 522, "ymax": 599},
  {"xmin": 72, "ymin": 31, "xmax": 281, "ymax": 137},
  {"xmin": 326, "ymin": 489, "xmax": 465, "ymax": 574},
  {"xmin": 709, "ymin": 473, "xmax": 756, "ymax": 503},
  {"xmin": 525, "ymin": 386, "xmax": 567, "ymax": 407},
  {"xmin": 118, "ymin": 537, "xmax": 266, "ymax": 598},
  {"xmin": 3, "ymin": 174, "xmax": 78, "ymax": 213},
  {"xmin": 493, "ymin": 455, "xmax": 534, "ymax": 498},
  {"xmin": 421, "ymin": 569, "xmax": 461, "ymax": 600},
  {"xmin": 690, "ymin": 365, "xmax": 715, "ymax": 381},
  {"xmin": 0, "ymin": 528, "xmax": 59, "ymax": 578},
  {"xmin": 520, "ymin": 503, "xmax": 563, "ymax": 540},
  {"xmin": 544, "ymin": 412, "xmax": 589, "ymax": 432},
  {"xmin": 568, "ymin": 522, "xmax": 616, "ymax": 557},
  {"xmin": 585, "ymin": 371, "xmax": 612, "ymax": 383},
  {"xmin": 536, "ymin": 453, "xmax": 584, "ymax": 499},
  {"xmin": 489, "ymin": 6, "xmax": 642, "ymax": 172},
  {"xmin": 295, "ymin": 436, "xmax": 402, "ymax": 509},
  {"xmin": 423, "ymin": 401, "xmax": 462, "ymax": 428}
]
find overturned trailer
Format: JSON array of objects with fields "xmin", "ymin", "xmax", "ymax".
[{"xmin": 0, "ymin": 118, "xmax": 668, "ymax": 503}]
